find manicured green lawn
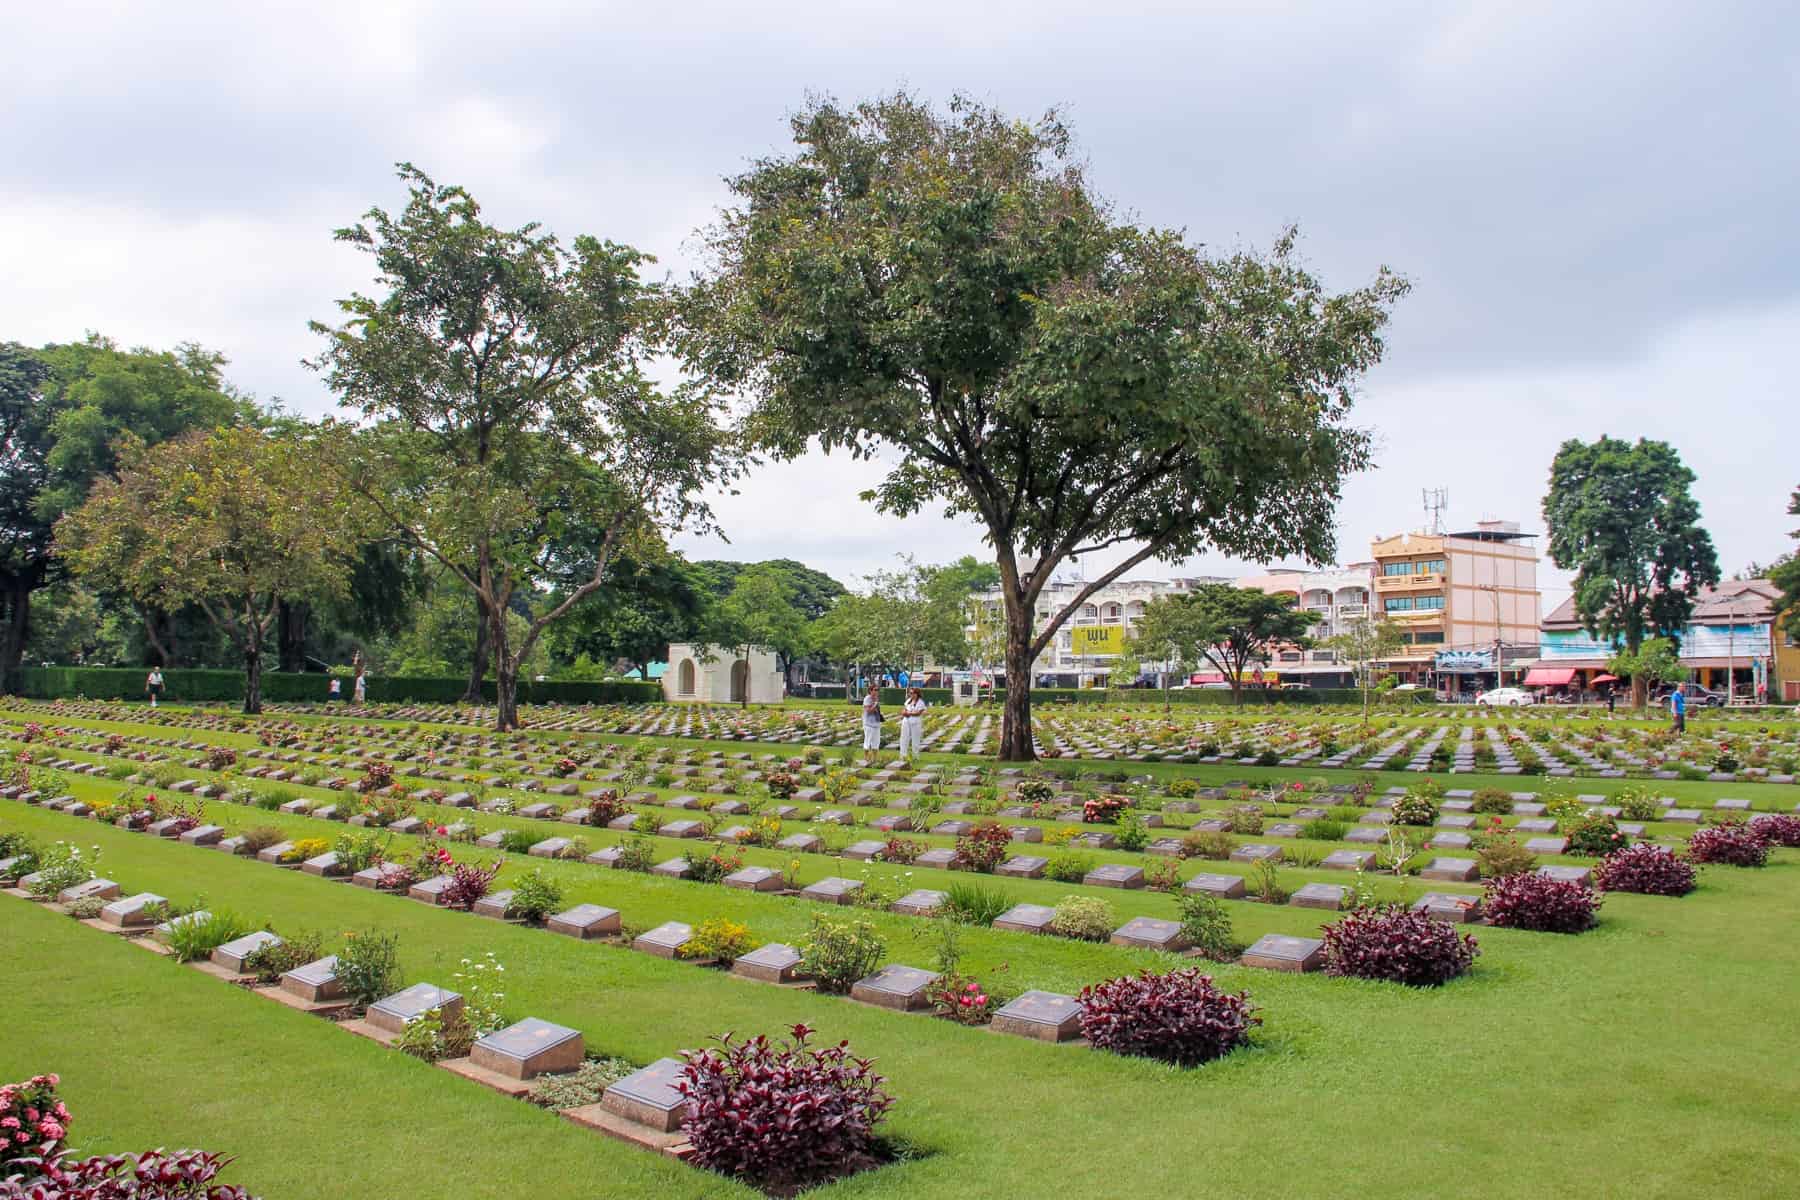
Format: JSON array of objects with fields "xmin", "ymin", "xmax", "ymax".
[{"xmin": 6, "ymin": 771, "xmax": 1800, "ymax": 1198}]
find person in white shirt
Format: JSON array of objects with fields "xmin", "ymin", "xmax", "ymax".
[
  {"xmin": 861, "ymin": 682, "xmax": 884, "ymax": 764},
  {"xmin": 898, "ymin": 687, "xmax": 926, "ymax": 763},
  {"xmin": 145, "ymin": 668, "xmax": 164, "ymax": 708}
]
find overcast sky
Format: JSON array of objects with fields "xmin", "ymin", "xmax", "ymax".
[{"xmin": 5, "ymin": 1, "xmax": 1795, "ymax": 606}]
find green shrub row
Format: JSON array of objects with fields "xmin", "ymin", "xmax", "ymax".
[{"xmin": 12, "ymin": 667, "xmax": 661, "ymax": 706}]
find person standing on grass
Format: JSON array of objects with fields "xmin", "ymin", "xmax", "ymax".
[
  {"xmin": 145, "ymin": 667, "xmax": 164, "ymax": 708},
  {"xmin": 1605, "ymin": 683, "xmax": 1616, "ymax": 714},
  {"xmin": 328, "ymin": 676, "xmax": 341, "ymax": 703},
  {"xmin": 861, "ymin": 681, "xmax": 884, "ymax": 764},
  {"xmin": 353, "ymin": 663, "xmax": 367, "ymax": 705},
  {"xmin": 1670, "ymin": 685, "xmax": 1686, "ymax": 733},
  {"xmin": 898, "ymin": 686, "xmax": 926, "ymax": 763}
]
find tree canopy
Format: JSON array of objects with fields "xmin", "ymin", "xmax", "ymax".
[
  {"xmin": 309, "ymin": 163, "xmax": 735, "ymax": 729},
  {"xmin": 1173, "ymin": 584, "xmax": 1317, "ymax": 704},
  {"xmin": 54, "ymin": 426, "xmax": 363, "ymax": 712},
  {"xmin": 1771, "ymin": 485, "xmax": 1799, "ymax": 638},
  {"xmin": 680, "ymin": 92, "xmax": 1406, "ymax": 757},
  {"xmin": 1324, "ymin": 615, "xmax": 1404, "ymax": 728},
  {"xmin": 548, "ymin": 549, "xmax": 712, "ymax": 679},
  {"xmin": 1543, "ymin": 435, "xmax": 1720, "ymax": 706},
  {"xmin": 0, "ymin": 337, "xmax": 248, "ymax": 689},
  {"xmin": 1115, "ymin": 592, "xmax": 1217, "ymax": 712},
  {"xmin": 694, "ymin": 559, "xmax": 846, "ymax": 622}
]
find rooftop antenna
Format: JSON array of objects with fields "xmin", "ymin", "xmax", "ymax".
[{"xmin": 1422, "ymin": 487, "xmax": 1448, "ymax": 535}]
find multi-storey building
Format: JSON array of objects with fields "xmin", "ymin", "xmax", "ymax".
[
  {"xmin": 1235, "ymin": 564, "xmax": 1375, "ymax": 686},
  {"xmin": 967, "ymin": 576, "xmax": 1230, "ymax": 687},
  {"xmin": 1368, "ymin": 521, "xmax": 1542, "ymax": 688}
]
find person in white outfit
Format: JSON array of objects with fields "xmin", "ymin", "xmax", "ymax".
[
  {"xmin": 898, "ymin": 686, "xmax": 926, "ymax": 763},
  {"xmin": 861, "ymin": 682, "xmax": 884, "ymax": 764}
]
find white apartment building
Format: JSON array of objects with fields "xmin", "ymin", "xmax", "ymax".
[{"xmin": 968, "ymin": 576, "xmax": 1230, "ymax": 687}]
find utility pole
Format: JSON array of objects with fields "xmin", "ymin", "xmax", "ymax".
[{"xmin": 1478, "ymin": 583, "xmax": 1504, "ymax": 693}]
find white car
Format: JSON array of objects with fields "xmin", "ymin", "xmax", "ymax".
[{"xmin": 1476, "ymin": 687, "xmax": 1536, "ymax": 707}]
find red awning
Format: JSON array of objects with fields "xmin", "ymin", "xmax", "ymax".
[{"xmin": 1523, "ymin": 667, "xmax": 1577, "ymax": 686}]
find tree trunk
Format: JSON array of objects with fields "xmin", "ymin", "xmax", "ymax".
[
  {"xmin": 243, "ymin": 645, "xmax": 263, "ymax": 715},
  {"xmin": 277, "ymin": 600, "xmax": 309, "ymax": 673},
  {"xmin": 494, "ymin": 658, "xmax": 519, "ymax": 731},
  {"xmin": 488, "ymin": 601, "xmax": 518, "ymax": 732},
  {"xmin": 142, "ymin": 605, "xmax": 175, "ymax": 667},
  {"xmin": 464, "ymin": 593, "xmax": 490, "ymax": 703},
  {"xmin": 998, "ymin": 596, "xmax": 1036, "ymax": 761},
  {"xmin": 1629, "ymin": 639, "xmax": 1648, "ymax": 709},
  {"xmin": 0, "ymin": 583, "xmax": 31, "ymax": 696}
]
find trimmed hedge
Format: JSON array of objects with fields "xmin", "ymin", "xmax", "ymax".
[
  {"xmin": 820, "ymin": 686, "xmax": 1436, "ymax": 708},
  {"xmin": 12, "ymin": 667, "xmax": 660, "ymax": 706},
  {"xmin": 994, "ymin": 687, "xmax": 1435, "ymax": 707}
]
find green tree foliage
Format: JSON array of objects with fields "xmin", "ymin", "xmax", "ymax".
[
  {"xmin": 1771, "ymin": 486, "xmax": 1799, "ymax": 639},
  {"xmin": 548, "ymin": 549, "xmax": 711, "ymax": 679},
  {"xmin": 709, "ymin": 564, "xmax": 809, "ymax": 697},
  {"xmin": 680, "ymin": 93, "xmax": 1406, "ymax": 758},
  {"xmin": 1607, "ymin": 638, "xmax": 1687, "ymax": 694},
  {"xmin": 55, "ymin": 426, "xmax": 363, "ymax": 712},
  {"xmin": 0, "ymin": 337, "xmax": 246, "ymax": 690},
  {"xmin": 309, "ymin": 163, "xmax": 735, "ymax": 730},
  {"xmin": 694, "ymin": 558, "xmax": 845, "ymax": 621},
  {"xmin": 1543, "ymin": 436, "xmax": 1720, "ymax": 707},
  {"xmin": 1116, "ymin": 592, "xmax": 1218, "ymax": 712},
  {"xmin": 1180, "ymin": 584, "xmax": 1318, "ymax": 705},
  {"xmin": 1325, "ymin": 616, "xmax": 1404, "ymax": 728}
]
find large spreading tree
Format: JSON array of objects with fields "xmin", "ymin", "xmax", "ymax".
[
  {"xmin": 1771, "ymin": 485, "xmax": 1799, "ymax": 644},
  {"xmin": 680, "ymin": 93, "xmax": 1407, "ymax": 758},
  {"xmin": 0, "ymin": 337, "xmax": 245, "ymax": 691},
  {"xmin": 1114, "ymin": 592, "xmax": 1217, "ymax": 713},
  {"xmin": 1182, "ymin": 583, "xmax": 1318, "ymax": 705},
  {"xmin": 55, "ymin": 426, "xmax": 361, "ymax": 712},
  {"xmin": 309, "ymin": 164, "xmax": 734, "ymax": 730},
  {"xmin": 1543, "ymin": 436, "xmax": 1720, "ymax": 707}
]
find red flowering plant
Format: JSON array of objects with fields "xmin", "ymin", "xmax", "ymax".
[
  {"xmin": 1320, "ymin": 905, "xmax": 1479, "ymax": 986},
  {"xmin": 203, "ymin": 746, "xmax": 237, "ymax": 772},
  {"xmin": 19, "ymin": 724, "xmax": 42, "ymax": 744},
  {"xmin": 553, "ymin": 757, "xmax": 579, "ymax": 778},
  {"xmin": 763, "ymin": 771, "xmax": 799, "ymax": 800},
  {"xmin": 1077, "ymin": 970, "xmax": 1259, "ymax": 1067},
  {"xmin": 104, "ymin": 735, "xmax": 125, "ymax": 755},
  {"xmin": 439, "ymin": 857, "xmax": 502, "ymax": 910},
  {"xmin": 687, "ymin": 848, "xmax": 746, "ymax": 885},
  {"xmin": 928, "ymin": 976, "xmax": 1000, "ymax": 1025},
  {"xmin": 1749, "ymin": 813, "xmax": 1800, "ymax": 848},
  {"xmin": 1593, "ymin": 844, "xmax": 1698, "ymax": 896},
  {"xmin": 1563, "ymin": 814, "xmax": 1628, "ymax": 858},
  {"xmin": 951, "ymin": 822, "xmax": 1012, "ymax": 873},
  {"xmin": 1, "ymin": 1147, "xmax": 254, "ymax": 1198},
  {"xmin": 1482, "ymin": 873, "xmax": 1601, "ymax": 933},
  {"xmin": 1082, "ymin": 794, "xmax": 1131, "ymax": 824},
  {"xmin": 1686, "ymin": 820, "xmax": 1769, "ymax": 868},
  {"xmin": 675, "ymin": 1024, "xmax": 893, "ymax": 1193},
  {"xmin": 165, "ymin": 798, "xmax": 205, "ymax": 837},
  {"xmin": 580, "ymin": 789, "xmax": 631, "ymax": 827},
  {"xmin": 357, "ymin": 762, "xmax": 396, "ymax": 793},
  {"xmin": 1, "ymin": 1074, "xmax": 70, "ymax": 1174}
]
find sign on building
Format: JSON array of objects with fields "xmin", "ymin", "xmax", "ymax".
[
  {"xmin": 1070, "ymin": 625, "xmax": 1125, "ymax": 655},
  {"xmin": 1434, "ymin": 648, "xmax": 1495, "ymax": 673}
]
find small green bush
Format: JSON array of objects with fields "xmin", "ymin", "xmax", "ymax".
[
  {"xmin": 1049, "ymin": 895, "xmax": 1116, "ymax": 941},
  {"xmin": 798, "ymin": 914, "xmax": 886, "ymax": 994},
  {"xmin": 1044, "ymin": 849, "xmax": 1096, "ymax": 883}
]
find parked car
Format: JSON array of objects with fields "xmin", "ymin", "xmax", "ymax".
[
  {"xmin": 1653, "ymin": 683, "xmax": 1726, "ymax": 708},
  {"xmin": 1476, "ymin": 687, "xmax": 1536, "ymax": 707}
]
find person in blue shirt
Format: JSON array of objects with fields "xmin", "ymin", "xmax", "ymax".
[{"xmin": 1670, "ymin": 686, "xmax": 1686, "ymax": 733}]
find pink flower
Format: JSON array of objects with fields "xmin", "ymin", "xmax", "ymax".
[
  {"xmin": 38, "ymin": 1121, "xmax": 62, "ymax": 1140},
  {"xmin": 1, "ymin": 1117, "xmax": 18, "ymax": 1129}
]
